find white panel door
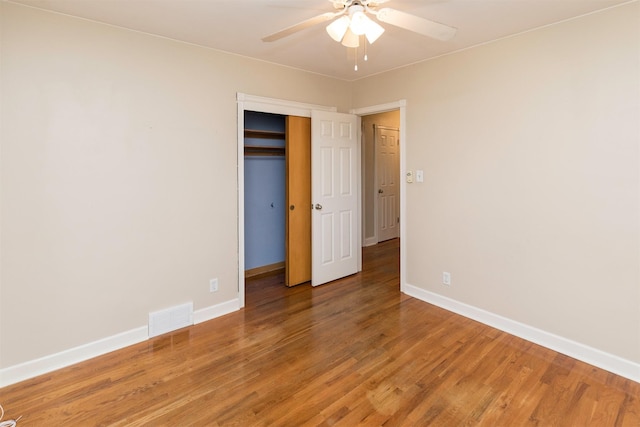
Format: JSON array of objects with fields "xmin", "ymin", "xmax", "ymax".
[
  {"xmin": 311, "ymin": 110, "xmax": 359, "ymax": 286},
  {"xmin": 376, "ymin": 126, "xmax": 399, "ymax": 242}
]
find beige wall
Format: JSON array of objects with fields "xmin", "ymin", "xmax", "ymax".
[
  {"xmin": 353, "ymin": 2, "xmax": 640, "ymax": 363},
  {"xmin": 362, "ymin": 111, "xmax": 400, "ymax": 242},
  {"xmin": 2, "ymin": 0, "xmax": 639, "ymax": 374},
  {"xmin": 0, "ymin": 3, "xmax": 351, "ymax": 367}
]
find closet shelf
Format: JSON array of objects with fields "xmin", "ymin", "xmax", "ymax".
[
  {"xmin": 244, "ymin": 145, "xmax": 285, "ymax": 156},
  {"xmin": 244, "ymin": 129, "xmax": 286, "ymax": 139}
]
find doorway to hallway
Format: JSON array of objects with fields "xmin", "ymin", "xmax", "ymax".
[{"xmin": 361, "ymin": 110, "xmax": 401, "ymax": 247}]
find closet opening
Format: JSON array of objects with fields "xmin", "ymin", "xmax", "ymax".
[
  {"xmin": 243, "ymin": 111, "xmax": 286, "ymax": 279},
  {"xmin": 243, "ymin": 111, "xmax": 311, "ymax": 287}
]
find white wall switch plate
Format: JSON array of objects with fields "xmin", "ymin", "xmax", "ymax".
[
  {"xmin": 210, "ymin": 278, "xmax": 218, "ymax": 292},
  {"xmin": 416, "ymin": 170, "xmax": 424, "ymax": 182},
  {"xmin": 406, "ymin": 171, "xmax": 413, "ymax": 183}
]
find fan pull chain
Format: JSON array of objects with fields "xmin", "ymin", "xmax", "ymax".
[
  {"xmin": 354, "ymin": 46, "xmax": 358, "ymax": 71},
  {"xmin": 364, "ymin": 38, "xmax": 368, "ymax": 61}
]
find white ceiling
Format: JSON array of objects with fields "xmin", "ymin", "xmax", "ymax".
[{"xmin": 9, "ymin": 0, "xmax": 633, "ymax": 81}]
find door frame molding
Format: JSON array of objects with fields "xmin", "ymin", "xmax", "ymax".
[
  {"xmin": 237, "ymin": 93, "xmax": 336, "ymax": 307},
  {"xmin": 350, "ymin": 100, "xmax": 407, "ymax": 293}
]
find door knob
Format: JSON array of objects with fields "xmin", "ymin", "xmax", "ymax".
[
  {"xmin": 378, "ymin": 189, "xmax": 384, "ymax": 194},
  {"xmin": 289, "ymin": 205, "xmax": 295, "ymax": 210},
  {"xmin": 315, "ymin": 203, "xmax": 323, "ymax": 210}
]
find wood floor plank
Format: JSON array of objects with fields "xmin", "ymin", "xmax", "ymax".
[{"xmin": 1, "ymin": 238, "xmax": 639, "ymax": 426}]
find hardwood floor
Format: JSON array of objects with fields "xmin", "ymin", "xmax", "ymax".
[{"xmin": 1, "ymin": 238, "xmax": 639, "ymax": 426}]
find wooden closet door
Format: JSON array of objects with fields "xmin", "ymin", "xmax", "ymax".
[{"xmin": 285, "ymin": 116, "xmax": 311, "ymax": 286}]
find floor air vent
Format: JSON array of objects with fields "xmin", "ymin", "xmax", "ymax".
[{"xmin": 148, "ymin": 302, "xmax": 193, "ymax": 338}]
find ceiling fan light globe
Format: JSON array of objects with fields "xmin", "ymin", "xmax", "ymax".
[
  {"xmin": 349, "ymin": 11, "xmax": 369, "ymax": 35},
  {"xmin": 326, "ymin": 16, "xmax": 350, "ymax": 42},
  {"xmin": 364, "ymin": 20, "xmax": 385, "ymax": 44},
  {"xmin": 341, "ymin": 28, "xmax": 360, "ymax": 48}
]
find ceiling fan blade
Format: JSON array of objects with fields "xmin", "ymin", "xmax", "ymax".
[
  {"xmin": 376, "ymin": 7, "xmax": 456, "ymax": 41},
  {"xmin": 362, "ymin": 0, "xmax": 391, "ymax": 5},
  {"xmin": 262, "ymin": 12, "xmax": 340, "ymax": 42}
]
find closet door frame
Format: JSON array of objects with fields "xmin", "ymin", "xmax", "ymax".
[{"xmin": 237, "ymin": 93, "xmax": 337, "ymax": 307}]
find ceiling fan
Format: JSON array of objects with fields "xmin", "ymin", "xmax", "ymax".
[{"xmin": 262, "ymin": 0, "xmax": 457, "ymax": 45}]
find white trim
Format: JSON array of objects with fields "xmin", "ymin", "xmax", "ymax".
[
  {"xmin": 236, "ymin": 93, "xmax": 338, "ymax": 307},
  {"xmin": 360, "ymin": 118, "xmax": 369, "ymax": 247},
  {"xmin": 0, "ymin": 298, "xmax": 241, "ymax": 387},
  {"xmin": 0, "ymin": 326, "xmax": 148, "ymax": 388},
  {"xmin": 356, "ymin": 115, "xmax": 363, "ymax": 272},
  {"xmin": 350, "ymin": 100, "xmax": 407, "ymax": 116},
  {"xmin": 237, "ymin": 93, "xmax": 337, "ymax": 118},
  {"xmin": 363, "ymin": 237, "xmax": 378, "ymax": 247},
  {"xmin": 372, "ymin": 124, "xmax": 379, "ymax": 246},
  {"xmin": 403, "ymin": 283, "xmax": 640, "ymax": 383},
  {"xmin": 237, "ymin": 99, "xmax": 246, "ymax": 308},
  {"xmin": 398, "ymin": 107, "xmax": 407, "ymax": 292},
  {"xmin": 194, "ymin": 298, "xmax": 241, "ymax": 324}
]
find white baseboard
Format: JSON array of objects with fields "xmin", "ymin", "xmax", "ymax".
[
  {"xmin": 194, "ymin": 298, "xmax": 240, "ymax": 324},
  {"xmin": 403, "ymin": 283, "xmax": 640, "ymax": 383},
  {"xmin": 363, "ymin": 237, "xmax": 378, "ymax": 247},
  {"xmin": 0, "ymin": 298, "xmax": 241, "ymax": 388},
  {"xmin": 0, "ymin": 326, "xmax": 148, "ymax": 388}
]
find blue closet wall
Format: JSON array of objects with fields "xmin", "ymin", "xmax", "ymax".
[{"xmin": 244, "ymin": 111, "xmax": 286, "ymax": 270}]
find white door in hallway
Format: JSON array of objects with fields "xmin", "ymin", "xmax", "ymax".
[
  {"xmin": 311, "ymin": 110, "xmax": 359, "ymax": 286},
  {"xmin": 376, "ymin": 125, "xmax": 399, "ymax": 242}
]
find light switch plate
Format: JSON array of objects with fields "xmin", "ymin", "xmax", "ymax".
[
  {"xmin": 416, "ymin": 170, "xmax": 424, "ymax": 182},
  {"xmin": 406, "ymin": 171, "xmax": 413, "ymax": 183}
]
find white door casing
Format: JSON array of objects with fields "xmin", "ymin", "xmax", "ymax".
[
  {"xmin": 237, "ymin": 93, "xmax": 337, "ymax": 307},
  {"xmin": 376, "ymin": 125, "xmax": 399, "ymax": 242},
  {"xmin": 237, "ymin": 94, "xmax": 401, "ymax": 306},
  {"xmin": 311, "ymin": 110, "xmax": 359, "ymax": 286}
]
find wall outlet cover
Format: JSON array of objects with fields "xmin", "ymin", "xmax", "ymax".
[{"xmin": 442, "ymin": 272, "xmax": 451, "ymax": 286}]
